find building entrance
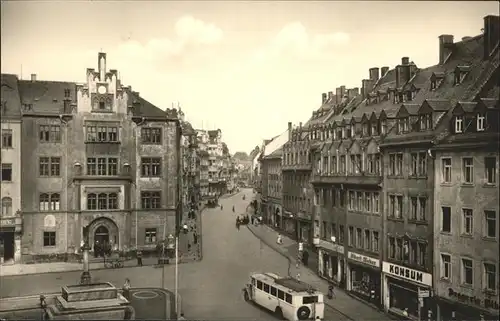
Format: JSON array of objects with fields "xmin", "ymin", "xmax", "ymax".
[
  {"xmin": 94, "ymin": 226, "xmax": 110, "ymax": 245},
  {"xmin": 0, "ymin": 231, "xmax": 15, "ymax": 262}
]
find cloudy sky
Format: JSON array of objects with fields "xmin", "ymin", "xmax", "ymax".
[{"xmin": 1, "ymin": 1, "xmax": 498, "ymax": 153}]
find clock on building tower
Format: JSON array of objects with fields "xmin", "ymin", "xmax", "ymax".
[{"xmin": 98, "ymin": 85, "xmax": 106, "ymax": 94}]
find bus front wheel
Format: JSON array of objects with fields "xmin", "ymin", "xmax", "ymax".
[
  {"xmin": 274, "ymin": 307, "xmax": 284, "ymax": 320},
  {"xmin": 243, "ymin": 290, "xmax": 250, "ymax": 302}
]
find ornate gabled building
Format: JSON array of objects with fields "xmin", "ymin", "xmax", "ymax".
[{"xmin": 17, "ymin": 52, "xmax": 181, "ymax": 262}]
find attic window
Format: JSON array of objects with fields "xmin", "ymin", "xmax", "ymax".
[
  {"xmin": 419, "ymin": 114, "xmax": 433, "ymax": 131},
  {"xmin": 64, "ymin": 89, "xmax": 70, "ymax": 98},
  {"xmin": 345, "ymin": 125, "xmax": 352, "ymax": 138},
  {"xmin": 362, "ymin": 123, "xmax": 369, "ymax": 136},
  {"xmin": 23, "ymin": 103, "xmax": 33, "ymax": 111},
  {"xmin": 477, "ymin": 113, "xmax": 486, "ymax": 131},
  {"xmin": 371, "ymin": 122, "xmax": 379, "ymax": 136},
  {"xmin": 397, "ymin": 117, "xmax": 409, "ymax": 134},
  {"xmin": 454, "ymin": 66, "xmax": 470, "ymax": 85},
  {"xmin": 455, "ymin": 116, "xmax": 463, "ymax": 133}
]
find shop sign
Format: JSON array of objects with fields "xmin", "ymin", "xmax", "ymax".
[
  {"xmin": 348, "ymin": 252, "xmax": 380, "ymax": 268},
  {"xmin": 0, "ymin": 217, "xmax": 16, "ymax": 226},
  {"xmin": 319, "ymin": 239, "xmax": 344, "ymax": 254},
  {"xmin": 448, "ymin": 288, "xmax": 499, "ymax": 311},
  {"xmin": 418, "ymin": 289, "xmax": 430, "ymax": 298},
  {"xmin": 382, "ymin": 262, "xmax": 432, "ymax": 287}
]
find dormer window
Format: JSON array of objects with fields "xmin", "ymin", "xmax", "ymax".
[
  {"xmin": 430, "ymin": 80, "xmax": 436, "ymax": 91},
  {"xmin": 380, "ymin": 120, "xmax": 387, "ymax": 135},
  {"xmin": 455, "ymin": 116, "xmax": 463, "ymax": 133},
  {"xmin": 371, "ymin": 122, "xmax": 379, "ymax": 136},
  {"xmin": 338, "ymin": 128, "xmax": 343, "ymax": 139},
  {"xmin": 477, "ymin": 113, "xmax": 486, "ymax": 131},
  {"xmin": 332, "ymin": 129, "xmax": 337, "ymax": 140},
  {"xmin": 397, "ymin": 117, "xmax": 409, "ymax": 134},
  {"xmin": 419, "ymin": 114, "xmax": 432, "ymax": 131},
  {"xmin": 454, "ymin": 66, "xmax": 470, "ymax": 85},
  {"xmin": 346, "ymin": 125, "xmax": 352, "ymax": 138},
  {"xmin": 362, "ymin": 123, "xmax": 369, "ymax": 136}
]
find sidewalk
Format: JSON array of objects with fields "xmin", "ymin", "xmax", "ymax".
[{"xmin": 246, "ymin": 223, "xmax": 393, "ymax": 321}]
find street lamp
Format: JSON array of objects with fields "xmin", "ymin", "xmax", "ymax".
[{"xmin": 80, "ymin": 225, "xmax": 91, "ymax": 285}]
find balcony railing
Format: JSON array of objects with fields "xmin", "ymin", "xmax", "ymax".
[{"xmin": 282, "ymin": 163, "xmax": 312, "ymax": 171}]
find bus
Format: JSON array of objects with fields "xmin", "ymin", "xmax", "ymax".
[{"xmin": 242, "ymin": 272, "xmax": 324, "ymax": 321}]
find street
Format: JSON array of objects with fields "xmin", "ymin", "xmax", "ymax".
[{"xmin": 1, "ymin": 189, "xmax": 361, "ymax": 320}]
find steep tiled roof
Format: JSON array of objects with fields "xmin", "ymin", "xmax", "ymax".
[
  {"xmin": 0, "ymin": 74, "xmax": 22, "ymax": 119},
  {"xmin": 264, "ymin": 146, "xmax": 283, "ymax": 159},
  {"xmin": 181, "ymin": 121, "xmax": 195, "ymax": 135},
  {"xmin": 128, "ymin": 91, "xmax": 168, "ymax": 118},
  {"xmin": 18, "ymin": 79, "xmax": 76, "ymax": 115}
]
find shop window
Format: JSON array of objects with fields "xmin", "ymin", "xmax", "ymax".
[
  {"xmin": 389, "ymin": 281, "xmax": 419, "ymax": 319},
  {"xmin": 351, "ymin": 270, "xmax": 374, "ymax": 298}
]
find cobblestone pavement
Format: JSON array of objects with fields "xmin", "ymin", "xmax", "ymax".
[{"xmin": 1, "ymin": 188, "xmax": 390, "ymax": 320}]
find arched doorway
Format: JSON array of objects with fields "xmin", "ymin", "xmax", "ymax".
[{"xmin": 94, "ymin": 226, "xmax": 109, "ymax": 245}]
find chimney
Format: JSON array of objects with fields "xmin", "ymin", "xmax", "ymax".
[
  {"xmin": 335, "ymin": 87, "xmax": 341, "ymax": 104},
  {"xmin": 381, "ymin": 66, "xmax": 389, "ymax": 77},
  {"xmin": 340, "ymin": 86, "xmax": 346, "ymax": 98},
  {"xmin": 484, "ymin": 15, "xmax": 500, "ymax": 60},
  {"xmin": 322, "ymin": 93, "xmax": 328, "ymax": 104},
  {"xmin": 396, "ymin": 58, "xmax": 412, "ymax": 88},
  {"xmin": 299, "ymin": 122, "xmax": 302, "ymax": 129},
  {"xmin": 31, "ymin": 74, "xmax": 37, "ymax": 82},
  {"xmin": 98, "ymin": 52, "xmax": 107, "ymax": 81},
  {"xmin": 401, "ymin": 57, "xmax": 409, "ymax": 65},
  {"xmin": 288, "ymin": 122, "xmax": 292, "ymax": 140},
  {"xmin": 438, "ymin": 34, "xmax": 454, "ymax": 65},
  {"xmin": 352, "ymin": 87, "xmax": 359, "ymax": 96},
  {"xmin": 327, "ymin": 91, "xmax": 333, "ymax": 101},
  {"xmin": 361, "ymin": 79, "xmax": 375, "ymax": 98},
  {"xmin": 369, "ymin": 67, "xmax": 380, "ymax": 81}
]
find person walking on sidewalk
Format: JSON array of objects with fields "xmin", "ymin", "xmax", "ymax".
[
  {"xmin": 136, "ymin": 248, "xmax": 143, "ymax": 266},
  {"xmin": 327, "ymin": 283, "xmax": 335, "ymax": 299},
  {"xmin": 276, "ymin": 233, "xmax": 283, "ymax": 245}
]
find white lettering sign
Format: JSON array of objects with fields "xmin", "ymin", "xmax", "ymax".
[
  {"xmin": 383, "ymin": 262, "xmax": 433, "ymax": 287},
  {"xmin": 44, "ymin": 215, "xmax": 56, "ymax": 228},
  {"xmin": 318, "ymin": 239, "xmax": 344, "ymax": 254},
  {"xmin": 348, "ymin": 252, "xmax": 380, "ymax": 268}
]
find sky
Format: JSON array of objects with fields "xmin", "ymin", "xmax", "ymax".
[{"xmin": 1, "ymin": 1, "xmax": 498, "ymax": 154}]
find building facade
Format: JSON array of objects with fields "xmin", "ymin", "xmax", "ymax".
[
  {"xmin": 1, "ymin": 74, "xmax": 23, "ymax": 263},
  {"xmin": 261, "ymin": 148, "xmax": 283, "ymax": 229},
  {"xmin": 17, "ymin": 52, "xmax": 181, "ymax": 261}
]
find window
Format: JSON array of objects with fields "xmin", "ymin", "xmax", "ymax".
[
  {"xmin": 141, "ymin": 158, "xmax": 162, "ymax": 177},
  {"xmin": 86, "ymin": 125, "xmax": 119, "ymax": 142},
  {"xmin": 256, "ymin": 280, "xmax": 263, "ymax": 290},
  {"xmin": 410, "ymin": 153, "xmax": 418, "ymax": 176},
  {"xmin": 1, "ymin": 129, "xmax": 12, "ymax": 148},
  {"xmin": 389, "ymin": 237, "xmax": 395, "ymax": 259},
  {"xmin": 39, "ymin": 193, "xmax": 60, "ymax": 211},
  {"xmin": 339, "ymin": 225, "xmax": 344, "ymax": 244},
  {"xmin": 462, "ymin": 158, "xmax": 473, "ymax": 183},
  {"xmin": 442, "ymin": 158, "xmax": 452, "ymax": 183},
  {"xmin": 348, "ymin": 191, "xmax": 355, "ymax": 210},
  {"xmin": 485, "ymin": 157, "xmax": 496, "ymax": 184},
  {"xmin": 397, "ymin": 117, "xmax": 409, "ymax": 134},
  {"xmin": 285, "ymin": 293, "xmax": 292, "ymax": 304},
  {"xmin": 484, "ymin": 210, "xmax": 497, "ymax": 238},
  {"xmin": 321, "ymin": 221, "xmax": 327, "ymax": 239},
  {"xmin": 477, "ymin": 113, "xmax": 486, "ymax": 131},
  {"xmin": 410, "ymin": 197, "xmax": 418, "ymax": 220},
  {"xmin": 396, "ymin": 154, "xmax": 403, "ymax": 176},
  {"xmin": 418, "ymin": 243, "xmax": 426, "ymax": 267},
  {"xmin": 461, "ymin": 258, "xmax": 473, "ymax": 286},
  {"xmin": 441, "ymin": 254, "xmax": 451, "ymax": 280},
  {"xmin": 141, "ymin": 128, "xmax": 162, "ymax": 144},
  {"xmin": 1, "ymin": 163, "xmax": 12, "ymax": 181},
  {"xmin": 86, "ymin": 157, "xmax": 118, "ymax": 176},
  {"xmin": 141, "ymin": 191, "xmax": 162, "ymax": 209},
  {"xmin": 43, "ymin": 231, "xmax": 56, "ymax": 247},
  {"xmin": 50, "ymin": 157, "xmax": 61, "ymax": 176},
  {"xmin": 484, "ymin": 263, "xmax": 496, "ymax": 292},
  {"xmin": 86, "ymin": 193, "xmax": 118, "ymax": 210},
  {"xmin": 410, "ymin": 241, "xmax": 417, "ymax": 264},
  {"xmin": 263, "ymin": 283, "xmax": 270, "ymax": 293},
  {"xmin": 396, "ymin": 238, "xmax": 403, "ymax": 260},
  {"xmin": 64, "ymin": 88, "xmax": 70, "ymax": 98},
  {"xmin": 389, "ymin": 154, "xmax": 396, "ymax": 175},
  {"xmin": 1, "ymin": 197, "xmax": 12, "ymax": 216},
  {"xmin": 365, "ymin": 192, "xmax": 372, "ymax": 212},
  {"xmin": 364, "ymin": 230, "xmax": 370, "ymax": 250},
  {"xmin": 463, "ymin": 208, "xmax": 473, "ymax": 235},
  {"xmin": 39, "ymin": 157, "xmax": 60, "ymax": 177},
  {"xmin": 389, "ymin": 195, "xmax": 396, "ymax": 217},
  {"xmin": 395, "ymin": 195, "xmax": 403, "ymax": 218},
  {"xmin": 442, "ymin": 207, "xmax": 451, "ymax": 232},
  {"xmin": 99, "ymin": 101, "xmax": 106, "ymax": 110},
  {"xmin": 372, "ymin": 231, "xmax": 379, "ymax": 252},
  {"xmin": 340, "ymin": 155, "xmax": 346, "ymax": 173},
  {"xmin": 418, "ymin": 197, "xmax": 427, "ymax": 221},
  {"xmin": 418, "ymin": 152, "xmax": 427, "ymax": 176},
  {"xmin": 277, "ymin": 289, "xmax": 285, "ymax": 300},
  {"xmin": 357, "ymin": 192, "xmax": 363, "ymax": 211},
  {"xmin": 373, "ymin": 193, "xmax": 379, "ymax": 213},
  {"xmin": 419, "ymin": 114, "xmax": 432, "ymax": 131},
  {"xmin": 39, "ymin": 125, "xmax": 61, "ymax": 142},
  {"xmin": 356, "ymin": 228, "xmax": 362, "ymax": 248},
  {"xmin": 348, "ymin": 226, "xmax": 354, "ymax": 246},
  {"xmin": 455, "ymin": 116, "xmax": 463, "ymax": 133},
  {"xmin": 145, "ymin": 228, "xmax": 157, "ymax": 243}
]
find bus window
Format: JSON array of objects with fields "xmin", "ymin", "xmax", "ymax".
[
  {"xmin": 263, "ymin": 283, "xmax": 270, "ymax": 293},
  {"xmin": 285, "ymin": 293, "xmax": 292, "ymax": 304},
  {"xmin": 270, "ymin": 286, "xmax": 277, "ymax": 296},
  {"xmin": 303, "ymin": 296, "xmax": 318, "ymax": 304},
  {"xmin": 257, "ymin": 280, "xmax": 263, "ymax": 290},
  {"xmin": 251, "ymin": 278, "xmax": 256, "ymax": 286},
  {"xmin": 277, "ymin": 290, "xmax": 285, "ymax": 300}
]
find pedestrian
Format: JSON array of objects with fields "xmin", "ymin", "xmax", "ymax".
[
  {"xmin": 302, "ymin": 250, "xmax": 309, "ymax": 267},
  {"xmin": 296, "ymin": 272, "xmax": 300, "ymax": 281},
  {"xmin": 178, "ymin": 313, "xmax": 186, "ymax": 320},
  {"xmin": 193, "ymin": 233, "xmax": 198, "ymax": 245},
  {"xmin": 187, "ymin": 243, "xmax": 191, "ymax": 252},
  {"xmin": 276, "ymin": 233, "xmax": 282, "ymax": 245},
  {"xmin": 327, "ymin": 283, "xmax": 335, "ymax": 299},
  {"xmin": 136, "ymin": 248, "xmax": 143, "ymax": 266},
  {"xmin": 122, "ymin": 278, "xmax": 131, "ymax": 300}
]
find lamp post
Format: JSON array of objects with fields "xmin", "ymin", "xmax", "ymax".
[{"xmin": 80, "ymin": 226, "xmax": 91, "ymax": 285}]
